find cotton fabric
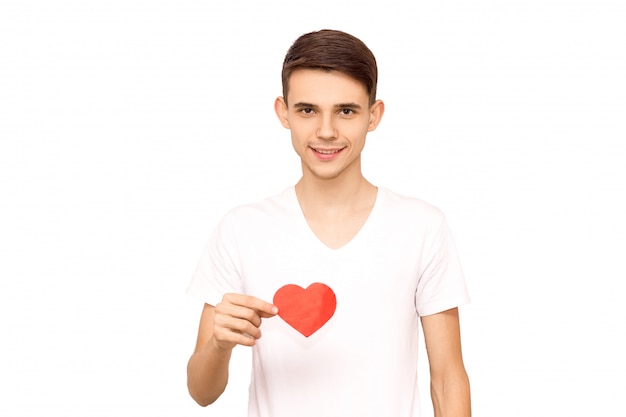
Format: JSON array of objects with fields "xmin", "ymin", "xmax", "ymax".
[{"xmin": 187, "ymin": 186, "xmax": 470, "ymax": 417}]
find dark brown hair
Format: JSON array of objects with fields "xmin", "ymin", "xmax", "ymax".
[{"xmin": 281, "ymin": 29, "xmax": 378, "ymax": 106}]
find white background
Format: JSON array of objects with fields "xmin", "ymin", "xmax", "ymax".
[{"xmin": 1, "ymin": 0, "xmax": 625, "ymax": 415}]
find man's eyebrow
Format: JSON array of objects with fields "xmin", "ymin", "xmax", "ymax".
[
  {"xmin": 291, "ymin": 102, "xmax": 364, "ymax": 110},
  {"xmin": 334, "ymin": 102, "xmax": 362, "ymax": 110},
  {"xmin": 292, "ymin": 102, "xmax": 318, "ymax": 109}
]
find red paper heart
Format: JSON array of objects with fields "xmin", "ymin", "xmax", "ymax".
[{"xmin": 273, "ymin": 283, "xmax": 336, "ymax": 337}]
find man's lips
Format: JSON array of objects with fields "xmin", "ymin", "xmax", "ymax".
[
  {"xmin": 309, "ymin": 146, "xmax": 345, "ymax": 161},
  {"xmin": 310, "ymin": 146, "xmax": 345, "ymax": 154}
]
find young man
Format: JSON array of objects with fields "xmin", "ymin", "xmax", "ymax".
[{"xmin": 187, "ymin": 29, "xmax": 471, "ymax": 417}]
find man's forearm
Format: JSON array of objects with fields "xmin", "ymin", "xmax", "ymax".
[
  {"xmin": 430, "ymin": 373, "xmax": 471, "ymax": 417},
  {"xmin": 187, "ymin": 340, "xmax": 233, "ymax": 407}
]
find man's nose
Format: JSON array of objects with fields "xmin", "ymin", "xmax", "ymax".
[{"xmin": 316, "ymin": 114, "xmax": 337, "ymax": 140}]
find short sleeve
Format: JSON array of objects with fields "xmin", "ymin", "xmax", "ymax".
[
  {"xmin": 186, "ymin": 213, "xmax": 244, "ymax": 306},
  {"xmin": 415, "ymin": 217, "xmax": 470, "ymax": 316}
]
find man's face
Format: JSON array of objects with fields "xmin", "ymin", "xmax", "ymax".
[{"xmin": 275, "ymin": 69, "xmax": 384, "ymax": 182}]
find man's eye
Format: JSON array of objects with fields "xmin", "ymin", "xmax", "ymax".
[
  {"xmin": 340, "ymin": 109, "xmax": 354, "ymax": 115},
  {"xmin": 301, "ymin": 108, "xmax": 314, "ymax": 114}
]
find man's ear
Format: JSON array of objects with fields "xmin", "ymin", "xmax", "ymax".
[
  {"xmin": 274, "ymin": 97, "xmax": 290, "ymax": 129},
  {"xmin": 367, "ymin": 99, "xmax": 385, "ymax": 132}
]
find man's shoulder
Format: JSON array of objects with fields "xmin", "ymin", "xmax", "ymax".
[
  {"xmin": 224, "ymin": 186, "xmax": 295, "ymax": 222},
  {"xmin": 378, "ymin": 187, "xmax": 445, "ymax": 224}
]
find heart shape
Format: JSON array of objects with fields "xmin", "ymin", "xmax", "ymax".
[{"xmin": 273, "ymin": 283, "xmax": 337, "ymax": 337}]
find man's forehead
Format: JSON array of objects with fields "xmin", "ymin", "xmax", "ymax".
[{"xmin": 287, "ymin": 69, "xmax": 369, "ymax": 105}]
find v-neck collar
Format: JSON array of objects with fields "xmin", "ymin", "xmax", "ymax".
[{"xmin": 288, "ymin": 186, "xmax": 382, "ymax": 252}]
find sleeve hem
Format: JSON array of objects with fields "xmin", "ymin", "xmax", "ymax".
[
  {"xmin": 418, "ymin": 294, "xmax": 471, "ymax": 317},
  {"xmin": 186, "ymin": 281, "xmax": 223, "ymax": 307}
]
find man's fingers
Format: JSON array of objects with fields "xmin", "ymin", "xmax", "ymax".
[
  {"xmin": 213, "ymin": 293, "xmax": 278, "ymax": 349},
  {"xmin": 222, "ymin": 293, "xmax": 278, "ymax": 317},
  {"xmin": 258, "ymin": 309, "xmax": 278, "ymax": 319},
  {"xmin": 212, "ymin": 328, "xmax": 257, "ymax": 349},
  {"xmin": 214, "ymin": 315, "xmax": 263, "ymax": 340},
  {"xmin": 216, "ymin": 303, "xmax": 263, "ymax": 328}
]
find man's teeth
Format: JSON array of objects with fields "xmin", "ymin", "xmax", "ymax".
[{"xmin": 315, "ymin": 149, "xmax": 340, "ymax": 154}]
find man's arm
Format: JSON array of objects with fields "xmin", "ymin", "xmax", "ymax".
[
  {"xmin": 187, "ymin": 294, "xmax": 278, "ymax": 406},
  {"xmin": 421, "ymin": 307, "xmax": 471, "ymax": 417}
]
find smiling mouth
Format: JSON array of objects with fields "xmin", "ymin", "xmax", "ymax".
[{"xmin": 311, "ymin": 147, "xmax": 344, "ymax": 154}]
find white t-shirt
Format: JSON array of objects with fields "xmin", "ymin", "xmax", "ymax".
[{"xmin": 187, "ymin": 186, "xmax": 470, "ymax": 417}]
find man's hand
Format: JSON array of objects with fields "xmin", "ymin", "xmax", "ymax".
[
  {"xmin": 187, "ymin": 296, "xmax": 276, "ymax": 406},
  {"xmin": 212, "ymin": 293, "xmax": 278, "ymax": 350}
]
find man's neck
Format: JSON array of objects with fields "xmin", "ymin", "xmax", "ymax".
[
  {"xmin": 294, "ymin": 172, "xmax": 377, "ymax": 214},
  {"xmin": 294, "ymin": 170, "xmax": 378, "ymax": 249}
]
